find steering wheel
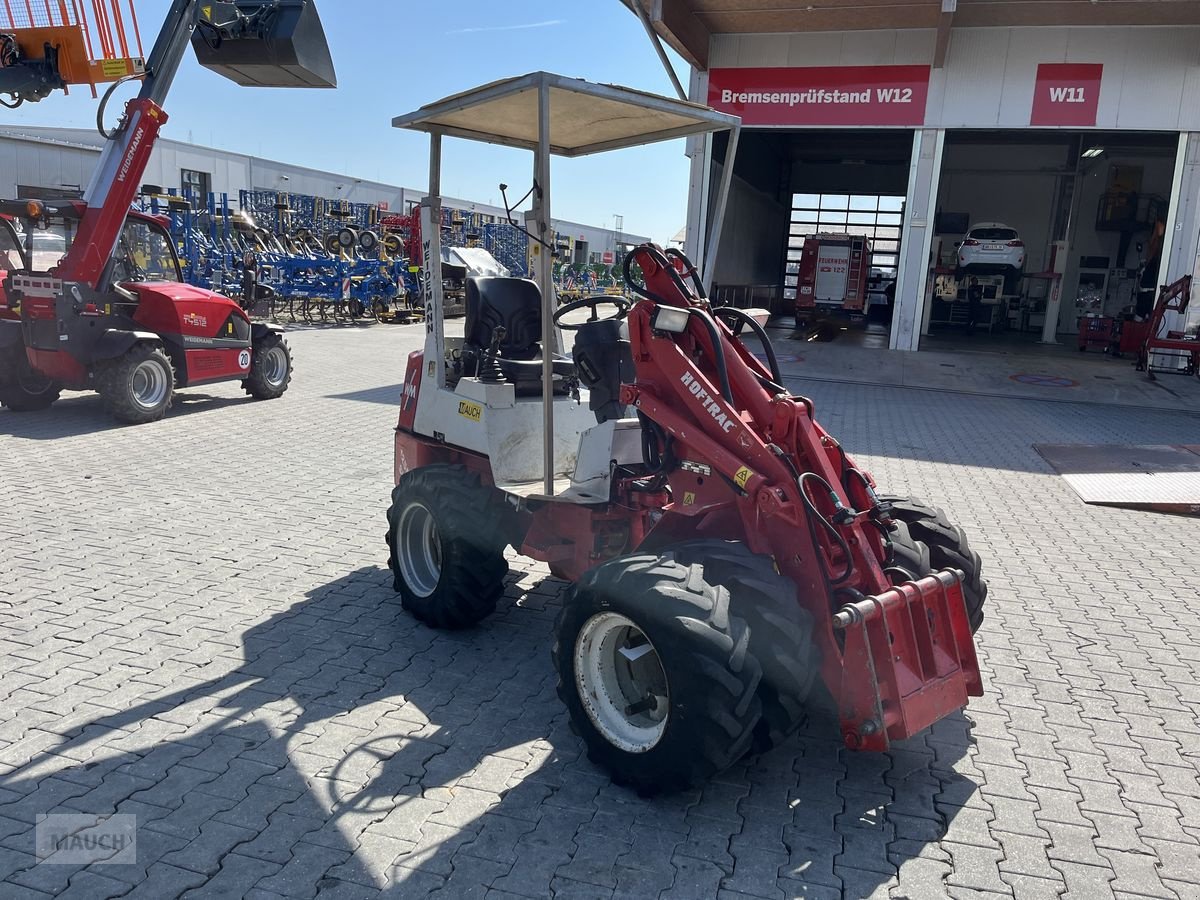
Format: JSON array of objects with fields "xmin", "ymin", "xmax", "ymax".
[{"xmin": 552, "ymin": 295, "xmax": 630, "ymax": 331}]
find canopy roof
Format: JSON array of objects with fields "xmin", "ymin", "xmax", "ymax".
[{"xmin": 391, "ymin": 71, "xmax": 738, "ymax": 158}]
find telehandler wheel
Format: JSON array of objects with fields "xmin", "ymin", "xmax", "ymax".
[
  {"xmin": 882, "ymin": 496, "xmax": 987, "ymax": 632},
  {"xmin": 96, "ymin": 343, "xmax": 175, "ymax": 424},
  {"xmin": 664, "ymin": 541, "xmax": 819, "ymax": 756},
  {"xmin": 243, "ymin": 333, "xmax": 293, "ymax": 400},
  {"xmin": 386, "ymin": 465, "xmax": 509, "ymax": 629},
  {"xmin": 553, "ymin": 549, "xmax": 765, "ymax": 795},
  {"xmin": 0, "ymin": 351, "xmax": 61, "ymax": 411}
]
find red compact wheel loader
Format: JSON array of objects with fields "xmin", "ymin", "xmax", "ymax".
[
  {"xmin": 386, "ymin": 74, "xmax": 986, "ymax": 793},
  {"xmin": 0, "ymin": 1, "xmax": 337, "ymax": 423}
]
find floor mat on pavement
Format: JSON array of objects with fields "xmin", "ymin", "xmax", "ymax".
[{"xmin": 1034, "ymin": 444, "xmax": 1200, "ymax": 515}]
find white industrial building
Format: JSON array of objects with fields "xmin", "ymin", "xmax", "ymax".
[
  {"xmin": 0, "ymin": 125, "xmax": 647, "ymax": 263},
  {"xmin": 629, "ymin": 0, "xmax": 1200, "ymax": 353}
]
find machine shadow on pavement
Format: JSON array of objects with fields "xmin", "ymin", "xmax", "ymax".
[
  {"xmin": 325, "ymin": 384, "xmax": 407, "ymax": 406},
  {"xmin": 0, "ymin": 392, "xmax": 251, "ymax": 440},
  {"xmin": 0, "ymin": 566, "xmax": 978, "ymax": 897}
]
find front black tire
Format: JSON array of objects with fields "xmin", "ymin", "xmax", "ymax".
[
  {"xmin": 96, "ymin": 344, "xmax": 174, "ymax": 425},
  {"xmin": 243, "ymin": 333, "xmax": 292, "ymax": 400},
  {"xmin": 882, "ymin": 496, "xmax": 987, "ymax": 632},
  {"xmin": 0, "ymin": 348, "xmax": 61, "ymax": 411},
  {"xmin": 661, "ymin": 541, "xmax": 819, "ymax": 755},
  {"xmin": 386, "ymin": 464, "xmax": 509, "ymax": 629},
  {"xmin": 553, "ymin": 548, "xmax": 765, "ymax": 795}
]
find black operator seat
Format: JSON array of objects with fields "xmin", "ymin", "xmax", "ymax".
[{"xmin": 464, "ymin": 277, "xmax": 575, "ymax": 396}]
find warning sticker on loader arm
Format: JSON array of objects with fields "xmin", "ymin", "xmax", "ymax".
[{"xmin": 734, "ymin": 467, "xmax": 754, "ymax": 489}]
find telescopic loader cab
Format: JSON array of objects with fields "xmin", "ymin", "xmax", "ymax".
[
  {"xmin": 386, "ymin": 73, "xmax": 987, "ymax": 793},
  {"xmin": 0, "ymin": 1, "xmax": 336, "ymax": 423}
]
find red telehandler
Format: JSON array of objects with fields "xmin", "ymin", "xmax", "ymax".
[
  {"xmin": 386, "ymin": 74, "xmax": 987, "ymax": 794},
  {"xmin": 0, "ymin": 1, "xmax": 335, "ymax": 423}
]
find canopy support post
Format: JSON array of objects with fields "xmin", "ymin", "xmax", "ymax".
[
  {"xmin": 703, "ymin": 124, "xmax": 739, "ymax": 294},
  {"xmin": 535, "ymin": 81, "xmax": 555, "ymax": 497}
]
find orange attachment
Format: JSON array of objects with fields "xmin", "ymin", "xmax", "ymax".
[{"xmin": 0, "ymin": 0, "xmax": 143, "ymax": 89}]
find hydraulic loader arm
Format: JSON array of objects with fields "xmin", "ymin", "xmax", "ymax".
[{"xmin": 47, "ymin": 0, "xmax": 335, "ymax": 294}]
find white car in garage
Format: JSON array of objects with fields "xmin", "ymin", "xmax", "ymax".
[{"xmin": 957, "ymin": 223, "xmax": 1025, "ymax": 288}]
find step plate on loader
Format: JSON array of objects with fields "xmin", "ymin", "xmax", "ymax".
[{"xmin": 835, "ymin": 570, "xmax": 982, "ymax": 752}]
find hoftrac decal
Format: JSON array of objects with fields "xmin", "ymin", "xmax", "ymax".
[{"xmin": 680, "ymin": 371, "xmax": 736, "ymax": 433}]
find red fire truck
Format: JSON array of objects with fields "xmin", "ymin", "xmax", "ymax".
[{"xmin": 793, "ymin": 234, "xmax": 872, "ymax": 325}]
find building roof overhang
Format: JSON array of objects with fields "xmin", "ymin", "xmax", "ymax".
[{"xmin": 621, "ymin": 1, "xmax": 1200, "ymax": 69}]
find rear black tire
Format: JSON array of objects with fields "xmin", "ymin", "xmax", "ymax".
[
  {"xmin": 243, "ymin": 333, "xmax": 292, "ymax": 400},
  {"xmin": 881, "ymin": 496, "xmax": 987, "ymax": 632},
  {"xmin": 96, "ymin": 344, "xmax": 174, "ymax": 425},
  {"xmin": 554, "ymin": 548, "xmax": 764, "ymax": 795},
  {"xmin": 0, "ymin": 348, "xmax": 61, "ymax": 411},
  {"xmin": 662, "ymin": 540, "xmax": 819, "ymax": 756},
  {"xmin": 386, "ymin": 464, "xmax": 509, "ymax": 629}
]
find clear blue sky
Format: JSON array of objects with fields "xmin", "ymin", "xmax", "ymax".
[{"xmin": 5, "ymin": 1, "xmax": 692, "ymax": 243}]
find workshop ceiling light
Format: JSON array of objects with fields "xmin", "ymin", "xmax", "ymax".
[{"xmin": 1082, "ymin": 146, "xmax": 1105, "ymax": 159}]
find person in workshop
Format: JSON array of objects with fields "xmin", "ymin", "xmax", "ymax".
[
  {"xmin": 966, "ymin": 276, "xmax": 984, "ymax": 335},
  {"xmin": 1136, "ymin": 217, "xmax": 1166, "ymax": 317}
]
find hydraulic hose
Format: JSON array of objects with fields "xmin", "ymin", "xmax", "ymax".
[
  {"xmin": 799, "ymin": 471, "xmax": 855, "ymax": 585},
  {"xmin": 623, "ymin": 245, "xmax": 701, "ymax": 312},
  {"xmin": 714, "ymin": 306, "xmax": 783, "ymax": 386},
  {"xmin": 664, "ymin": 247, "xmax": 706, "ymax": 299},
  {"xmin": 692, "ymin": 307, "xmax": 734, "ymax": 405},
  {"xmin": 97, "ymin": 72, "xmax": 145, "ymax": 139},
  {"xmin": 624, "ymin": 248, "xmax": 734, "ymax": 405},
  {"xmin": 623, "ymin": 248, "xmax": 674, "ymax": 307}
]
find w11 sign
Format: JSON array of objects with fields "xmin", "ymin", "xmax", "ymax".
[
  {"xmin": 708, "ymin": 66, "xmax": 930, "ymax": 126},
  {"xmin": 1031, "ymin": 63, "xmax": 1103, "ymax": 126}
]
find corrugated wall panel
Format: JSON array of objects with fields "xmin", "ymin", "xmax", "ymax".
[
  {"xmin": 994, "ymin": 30, "xmax": 1065, "ymax": 128},
  {"xmin": 786, "ymin": 32, "xmax": 846, "ymax": 66},
  {"xmin": 844, "ymin": 30, "xmax": 899, "ymax": 67},
  {"xmin": 1114, "ymin": 30, "xmax": 1197, "ymax": 131},
  {"xmin": 894, "ymin": 30, "xmax": 936, "ymax": 65},
  {"xmin": 939, "ymin": 29, "xmax": 1009, "ymax": 127},
  {"xmin": 740, "ymin": 34, "xmax": 790, "ymax": 67}
]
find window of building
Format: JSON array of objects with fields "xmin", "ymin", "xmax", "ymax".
[{"xmin": 181, "ymin": 169, "xmax": 211, "ymax": 200}]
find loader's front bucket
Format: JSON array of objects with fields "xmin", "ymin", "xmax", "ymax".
[
  {"xmin": 192, "ymin": 1, "xmax": 337, "ymax": 89},
  {"xmin": 834, "ymin": 569, "xmax": 982, "ymax": 751}
]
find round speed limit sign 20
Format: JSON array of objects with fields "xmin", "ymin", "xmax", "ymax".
[{"xmin": 238, "ymin": 349, "xmax": 252, "ymax": 369}]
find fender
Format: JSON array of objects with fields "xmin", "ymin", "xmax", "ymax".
[
  {"xmin": 251, "ymin": 322, "xmax": 284, "ymax": 341},
  {"xmin": 91, "ymin": 329, "xmax": 161, "ymax": 362}
]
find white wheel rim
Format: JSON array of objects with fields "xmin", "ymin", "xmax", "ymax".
[
  {"xmin": 396, "ymin": 501, "xmax": 441, "ymax": 598},
  {"xmin": 261, "ymin": 345, "xmax": 289, "ymax": 387},
  {"xmin": 131, "ymin": 359, "xmax": 169, "ymax": 409},
  {"xmin": 574, "ymin": 612, "xmax": 669, "ymax": 753}
]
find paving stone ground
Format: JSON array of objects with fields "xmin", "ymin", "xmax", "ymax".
[{"xmin": 0, "ymin": 322, "xmax": 1198, "ymax": 899}]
